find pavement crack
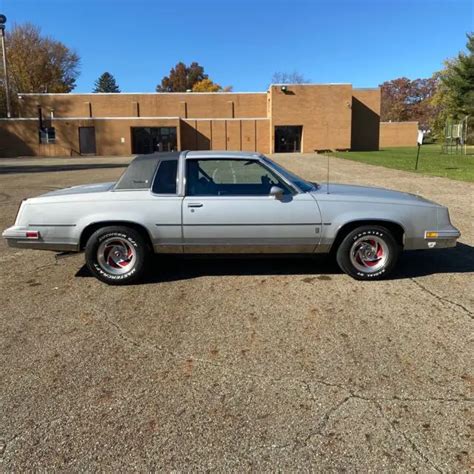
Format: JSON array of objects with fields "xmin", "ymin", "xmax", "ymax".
[
  {"xmin": 313, "ymin": 395, "xmax": 352, "ymax": 435},
  {"xmin": 373, "ymin": 400, "xmax": 443, "ymax": 473},
  {"xmin": 295, "ymin": 395, "xmax": 354, "ymax": 450},
  {"xmin": 79, "ymin": 296, "xmax": 473, "ymax": 408},
  {"xmin": 0, "ymin": 434, "xmax": 19, "ymax": 459},
  {"xmin": 410, "ymin": 278, "xmax": 473, "ymax": 320},
  {"xmin": 352, "ymin": 393, "xmax": 473, "ymax": 404}
]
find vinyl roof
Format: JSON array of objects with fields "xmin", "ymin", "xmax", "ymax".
[{"xmin": 114, "ymin": 152, "xmax": 179, "ymax": 190}]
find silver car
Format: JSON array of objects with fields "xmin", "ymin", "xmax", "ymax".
[{"xmin": 2, "ymin": 151, "xmax": 460, "ymax": 284}]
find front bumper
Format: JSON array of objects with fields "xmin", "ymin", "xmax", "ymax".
[
  {"xmin": 404, "ymin": 226, "xmax": 461, "ymax": 250},
  {"xmin": 423, "ymin": 228, "xmax": 461, "ymax": 249}
]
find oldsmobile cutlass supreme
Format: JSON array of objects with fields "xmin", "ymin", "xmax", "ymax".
[{"xmin": 2, "ymin": 151, "xmax": 460, "ymax": 284}]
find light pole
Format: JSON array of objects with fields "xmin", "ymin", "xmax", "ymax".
[{"xmin": 0, "ymin": 14, "xmax": 11, "ymax": 118}]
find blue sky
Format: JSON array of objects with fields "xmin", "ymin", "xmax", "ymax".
[{"xmin": 1, "ymin": 0, "xmax": 472, "ymax": 92}]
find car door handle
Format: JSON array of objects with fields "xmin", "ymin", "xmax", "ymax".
[{"xmin": 187, "ymin": 202, "xmax": 203, "ymax": 208}]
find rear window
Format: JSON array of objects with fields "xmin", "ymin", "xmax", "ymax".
[{"xmin": 152, "ymin": 160, "xmax": 178, "ymax": 194}]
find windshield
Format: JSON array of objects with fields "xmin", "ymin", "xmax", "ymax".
[{"xmin": 262, "ymin": 157, "xmax": 317, "ymax": 192}]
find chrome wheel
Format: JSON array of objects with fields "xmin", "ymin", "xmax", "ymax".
[
  {"xmin": 97, "ymin": 237, "xmax": 136, "ymax": 275},
  {"xmin": 349, "ymin": 235, "xmax": 388, "ymax": 274}
]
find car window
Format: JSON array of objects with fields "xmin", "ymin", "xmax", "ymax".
[
  {"xmin": 152, "ymin": 160, "xmax": 178, "ymax": 194},
  {"xmin": 262, "ymin": 157, "xmax": 316, "ymax": 192},
  {"xmin": 186, "ymin": 159, "xmax": 291, "ymax": 196}
]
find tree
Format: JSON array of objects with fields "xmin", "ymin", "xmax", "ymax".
[
  {"xmin": 379, "ymin": 77, "xmax": 438, "ymax": 129},
  {"xmin": 93, "ymin": 72, "xmax": 120, "ymax": 93},
  {"xmin": 191, "ymin": 78, "xmax": 233, "ymax": 92},
  {"xmin": 271, "ymin": 71, "xmax": 310, "ymax": 84},
  {"xmin": 156, "ymin": 61, "xmax": 208, "ymax": 92},
  {"xmin": 0, "ymin": 23, "xmax": 80, "ymax": 116},
  {"xmin": 437, "ymin": 33, "xmax": 474, "ymax": 119}
]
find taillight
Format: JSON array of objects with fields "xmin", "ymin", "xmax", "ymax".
[{"xmin": 26, "ymin": 230, "xmax": 40, "ymax": 239}]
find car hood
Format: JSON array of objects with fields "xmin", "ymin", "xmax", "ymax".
[
  {"xmin": 312, "ymin": 183, "xmax": 439, "ymax": 206},
  {"xmin": 39, "ymin": 182, "xmax": 116, "ymax": 198}
]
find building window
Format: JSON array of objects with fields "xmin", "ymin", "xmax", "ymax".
[
  {"xmin": 39, "ymin": 127, "xmax": 56, "ymax": 144},
  {"xmin": 131, "ymin": 127, "xmax": 177, "ymax": 154},
  {"xmin": 274, "ymin": 126, "xmax": 302, "ymax": 153}
]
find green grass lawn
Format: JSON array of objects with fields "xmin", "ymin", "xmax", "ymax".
[{"xmin": 330, "ymin": 145, "xmax": 474, "ymax": 182}]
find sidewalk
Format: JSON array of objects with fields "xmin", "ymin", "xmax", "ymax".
[{"xmin": 0, "ymin": 155, "xmax": 134, "ymax": 174}]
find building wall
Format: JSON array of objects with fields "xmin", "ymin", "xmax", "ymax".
[
  {"xmin": 1, "ymin": 86, "xmax": 388, "ymax": 157},
  {"xmin": 351, "ymin": 89, "xmax": 380, "ymax": 151},
  {"xmin": 0, "ymin": 118, "xmax": 181, "ymax": 157},
  {"xmin": 269, "ymin": 84, "xmax": 353, "ymax": 152},
  {"xmin": 17, "ymin": 92, "xmax": 267, "ymax": 120},
  {"xmin": 380, "ymin": 122, "xmax": 418, "ymax": 147},
  {"xmin": 180, "ymin": 119, "xmax": 270, "ymax": 153}
]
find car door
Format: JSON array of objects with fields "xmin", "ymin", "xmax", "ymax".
[
  {"xmin": 182, "ymin": 158, "xmax": 322, "ymax": 253},
  {"xmin": 147, "ymin": 157, "xmax": 183, "ymax": 253}
]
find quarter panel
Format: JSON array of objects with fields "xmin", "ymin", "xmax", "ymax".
[
  {"xmin": 315, "ymin": 199, "xmax": 437, "ymax": 251},
  {"xmin": 16, "ymin": 191, "xmax": 184, "ymax": 252}
]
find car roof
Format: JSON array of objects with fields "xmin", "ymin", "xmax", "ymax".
[
  {"xmin": 115, "ymin": 151, "xmax": 179, "ymax": 190},
  {"xmin": 114, "ymin": 151, "xmax": 266, "ymax": 190},
  {"xmin": 185, "ymin": 150, "xmax": 264, "ymax": 160}
]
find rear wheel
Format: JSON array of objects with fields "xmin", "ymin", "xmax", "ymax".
[
  {"xmin": 85, "ymin": 226, "xmax": 150, "ymax": 284},
  {"xmin": 336, "ymin": 225, "xmax": 400, "ymax": 280}
]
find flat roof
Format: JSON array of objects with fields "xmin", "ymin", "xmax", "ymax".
[
  {"xmin": 17, "ymin": 83, "xmax": 364, "ymax": 97},
  {"xmin": 17, "ymin": 91, "xmax": 267, "ymax": 96}
]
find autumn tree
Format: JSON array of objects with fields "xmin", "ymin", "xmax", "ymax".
[
  {"xmin": 93, "ymin": 72, "xmax": 120, "ymax": 92},
  {"xmin": 156, "ymin": 62, "xmax": 207, "ymax": 92},
  {"xmin": 0, "ymin": 23, "xmax": 80, "ymax": 116},
  {"xmin": 271, "ymin": 71, "xmax": 310, "ymax": 84},
  {"xmin": 192, "ymin": 78, "xmax": 233, "ymax": 92},
  {"xmin": 379, "ymin": 77, "xmax": 438, "ymax": 129}
]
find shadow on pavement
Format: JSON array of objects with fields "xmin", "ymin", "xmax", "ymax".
[
  {"xmin": 0, "ymin": 163, "xmax": 127, "ymax": 175},
  {"xmin": 75, "ymin": 243, "xmax": 474, "ymax": 284},
  {"xmin": 392, "ymin": 242, "xmax": 474, "ymax": 279}
]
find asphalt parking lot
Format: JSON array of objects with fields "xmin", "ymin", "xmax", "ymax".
[{"xmin": 0, "ymin": 153, "xmax": 473, "ymax": 471}]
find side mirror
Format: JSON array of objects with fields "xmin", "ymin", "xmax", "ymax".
[{"xmin": 269, "ymin": 185, "xmax": 284, "ymax": 198}]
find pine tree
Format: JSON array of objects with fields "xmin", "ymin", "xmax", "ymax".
[{"xmin": 93, "ymin": 72, "xmax": 120, "ymax": 93}]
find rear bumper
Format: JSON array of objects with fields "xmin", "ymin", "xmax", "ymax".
[{"xmin": 2, "ymin": 226, "xmax": 78, "ymax": 252}]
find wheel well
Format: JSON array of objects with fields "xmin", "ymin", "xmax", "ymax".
[
  {"xmin": 80, "ymin": 221, "xmax": 154, "ymax": 250},
  {"xmin": 330, "ymin": 220, "xmax": 405, "ymax": 253}
]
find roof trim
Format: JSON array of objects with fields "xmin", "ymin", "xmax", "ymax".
[
  {"xmin": 0, "ymin": 116, "xmax": 269, "ymax": 121},
  {"xmin": 17, "ymin": 91, "xmax": 267, "ymax": 96},
  {"xmin": 380, "ymin": 121, "xmax": 419, "ymax": 124}
]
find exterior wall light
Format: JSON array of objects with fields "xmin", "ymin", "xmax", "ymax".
[{"xmin": 280, "ymin": 86, "xmax": 288, "ymax": 93}]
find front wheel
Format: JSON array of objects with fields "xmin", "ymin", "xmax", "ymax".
[
  {"xmin": 336, "ymin": 225, "xmax": 400, "ymax": 280},
  {"xmin": 85, "ymin": 226, "xmax": 150, "ymax": 285}
]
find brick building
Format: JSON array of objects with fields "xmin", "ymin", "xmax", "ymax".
[{"xmin": 0, "ymin": 84, "xmax": 418, "ymax": 157}]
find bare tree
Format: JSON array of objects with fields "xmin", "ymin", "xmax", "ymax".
[{"xmin": 271, "ymin": 71, "xmax": 310, "ymax": 84}]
